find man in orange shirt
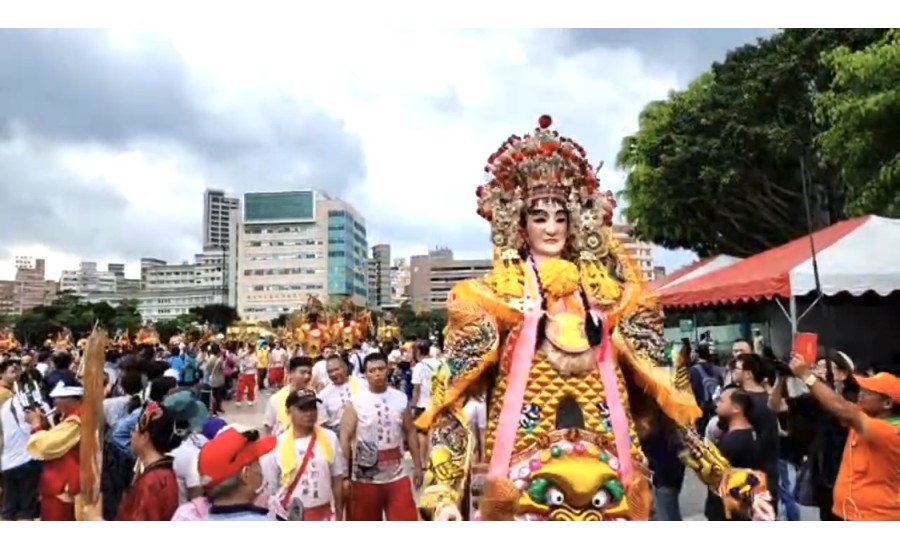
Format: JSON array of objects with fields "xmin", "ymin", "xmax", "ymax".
[{"xmin": 790, "ymin": 356, "xmax": 900, "ymax": 520}]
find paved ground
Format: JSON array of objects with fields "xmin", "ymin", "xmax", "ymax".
[{"xmin": 221, "ymin": 394, "xmax": 819, "ymax": 521}]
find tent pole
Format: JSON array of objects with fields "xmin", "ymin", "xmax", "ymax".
[{"xmin": 789, "ymin": 295, "xmax": 798, "ymax": 336}]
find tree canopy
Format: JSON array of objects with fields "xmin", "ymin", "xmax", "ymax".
[
  {"xmin": 9, "ymin": 292, "xmax": 143, "ymax": 345},
  {"xmin": 815, "ymin": 30, "xmax": 900, "ymax": 217},
  {"xmin": 3, "ymin": 292, "xmax": 240, "ymax": 347},
  {"xmin": 617, "ymin": 29, "xmax": 893, "ymax": 258}
]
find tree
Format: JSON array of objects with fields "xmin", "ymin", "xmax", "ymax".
[
  {"xmin": 815, "ymin": 31, "xmax": 900, "ymax": 217},
  {"xmin": 189, "ymin": 304, "xmax": 239, "ymax": 332},
  {"xmin": 271, "ymin": 313, "xmax": 291, "ymax": 328},
  {"xmin": 8, "ymin": 293, "xmax": 145, "ymax": 345},
  {"xmin": 617, "ymin": 29, "xmax": 889, "ymax": 257},
  {"xmin": 155, "ymin": 320, "xmax": 182, "ymax": 345},
  {"xmin": 112, "ymin": 299, "xmax": 143, "ymax": 333},
  {"xmin": 394, "ymin": 303, "xmax": 447, "ymax": 340}
]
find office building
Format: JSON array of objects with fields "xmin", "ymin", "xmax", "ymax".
[
  {"xmin": 409, "ymin": 248, "xmax": 491, "ymax": 312},
  {"xmin": 132, "ymin": 250, "xmax": 227, "ymax": 321},
  {"xmin": 233, "ymin": 190, "xmax": 368, "ymax": 322},
  {"xmin": 59, "ymin": 262, "xmax": 120, "ymax": 295},
  {"xmin": 367, "ymin": 244, "xmax": 393, "ymax": 310},
  {"xmin": 0, "ymin": 257, "xmax": 58, "ymax": 315},
  {"xmin": 612, "ymin": 223, "xmax": 657, "ymax": 282},
  {"xmin": 203, "ymin": 189, "xmax": 240, "ymax": 250}
]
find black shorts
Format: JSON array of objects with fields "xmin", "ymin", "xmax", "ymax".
[{"xmin": 1, "ymin": 460, "xmax": 41, "ymax": 520}]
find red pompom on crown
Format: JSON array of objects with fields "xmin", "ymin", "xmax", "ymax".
[{"xmin": 538, "ymin": 114, "xmax": 552, "ymax": 129}]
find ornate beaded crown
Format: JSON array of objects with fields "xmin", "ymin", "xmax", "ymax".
[{"xmin": 475, "ymin": 115, "xmax": 616, "ymax": 261}]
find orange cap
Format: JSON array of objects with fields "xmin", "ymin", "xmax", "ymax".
[{"xmin": 857, "ymin": 372, "xmax": 900, "ymax": 402}]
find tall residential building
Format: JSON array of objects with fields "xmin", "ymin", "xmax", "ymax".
[
  {"xmin": 5, "ymin": 257, "xmax": 57, "ymax": 314},
  {"xmin": 409, "ymin": 248, "xmax": 491, "ymax": 312},
  {"xmin": 233, "ymin": 190, "xmax": 368, "ymax": 322},
  {"xmin": 612, "ymin": 223, "xmax": 657, "ymax": 282},
  {"xmin": 59, "ymin": 261, "xmax": 119, "ymax": 295},
  {"xmin": 367, "ymin": 244, "xmax": 392, "ymax": 310},
  {"xmin": 203, "ymin": 189, "xmax": 240, "ymax": 250}
]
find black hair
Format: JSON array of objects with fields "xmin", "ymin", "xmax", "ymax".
[
  {"xmin": 149, "ymin": 377, "xmax": 177, "ymax": 403},
  {"xmin": 721, "ymin": 384, "xmax": 753, "ymax": 415},
  {"xmin": 735, "ymin": 353, "xmax": 768, "ymax": 385},
  {"xmin": 697, "ymin": 344, "xmax": 713, "ymax": 362},
  {"xmin": 119, "ymin": 370, "xmax": 145, "ymax": 413},
  {"xmin": 52, "ymin": 352, "xmax": 73, "ymax": 371},
  {"xmin": 733, "ymin": 338, "xmax": 751, "ymax": 346},
  {"xmin": 288, "ymin": 356, "xmax": 313, "ymax": 372},
  {"xmin": 364, "ymin": 352, "xmax": 387, "ymax": 369},
  {"xmin": 0, "ymin": 359, "xmax": 17, "ymax": 374},
  {"xmin": 416, "ymin": 340, "xmax": 431, "ymax": 357},
  {"xmin": 140, "ymin": 404, "xmax": 187, "ymax": 455},
  {"xmin": 147, "ymin": 360, "xmax": 170, "ymax": 381}
]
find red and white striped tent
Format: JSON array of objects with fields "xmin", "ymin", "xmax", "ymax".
[{"xmin": 659, "ymin": 216, "xmax": 900, "ymax": 316}]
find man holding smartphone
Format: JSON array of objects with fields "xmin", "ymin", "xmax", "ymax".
[{"xmin": 789, "ymin": 355, "xmax": 900, "ymax": 520}]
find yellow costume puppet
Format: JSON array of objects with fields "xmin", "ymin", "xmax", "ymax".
[{"xmin": 415, "ymin": 115, "xmax": 769, "ymax": 522}]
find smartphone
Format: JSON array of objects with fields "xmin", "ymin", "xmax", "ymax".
[{"xmin": 792, "ymin": 332, "xmax": 818, "ymax": 365}]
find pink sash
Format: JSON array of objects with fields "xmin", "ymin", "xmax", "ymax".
[{"xmin": 488, "ymin": 262, "xmax": 634, "ymax": 483}]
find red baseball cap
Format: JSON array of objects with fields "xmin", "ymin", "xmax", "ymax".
[
  {"xmin": 198, "ymin": 427, "xmax": 276, "ymax": 491},
  {"xmin": 857, "ymin": 372, "xmax": 900, "ymax": 402}
]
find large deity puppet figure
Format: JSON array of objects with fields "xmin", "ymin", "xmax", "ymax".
[
  {"xmin": 376, "ymin": 311, "xmax": 401, "ymax": 347},
  {"xmin": 415, "ymin": 115, "xmax": 772, "ymax": 522},
  {"xmin": 295, "ymin": 294, "xmax": 330, "ymax": 360},
  {"xmin": 331, "ymin": 297, "xmax": 365, "ymax": 352}
]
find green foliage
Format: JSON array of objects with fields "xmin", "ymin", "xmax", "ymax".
[
  {"xmin": 618, "ymin": 29, "xmax": 891, "ymax": 258},
  {"xmin": 815, "ymin": 31, "xmax": 900, "ymax": 217},
  {"xmin": 188, "ymin": 304, "xmax": 239, "ymax": 332},
  {"xmin": 394, "ymin": 303, "xmax": 446, "ymax": 340},
  {"xmin": 8, "ymin": 292, "xmax": 146, "ymax": 345}
]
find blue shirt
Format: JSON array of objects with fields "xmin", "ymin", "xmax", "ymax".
[
  {"xmin": 168, "ymin": 356, "xmax": 185, "ymax": 375},
  {"xmin": 111, "ymin": 408, "xmax": 141, "ymax": 455}
]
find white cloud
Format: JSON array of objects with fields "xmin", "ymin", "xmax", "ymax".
[{"xmin": 1, "ymin": 28, "xmax": 708, "ymax": 281}]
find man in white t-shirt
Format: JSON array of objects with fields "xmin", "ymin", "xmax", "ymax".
[
  {"xmin": 263, "ymin": 357, "xmax": 319, "ymax": 437},
  {"xmin": 1, "ymin": 375, "xmax": 44, "ymax": 521},
  {"xmin": 317, "ymin": 356, "xmax": 367, "ymax": 434},
  {"xmin": 340, "ymin": 352, "xmax": 422, "ymax": 521},
  {"xmin": 170, "ymin": 432, "xmax": 208, "ymax": 504},
  {"xmin": 311, "ymin": 347, "xmax": 334, "ymax": 392},
  {"xmin": 262, "ymin": 389, "xmax": 346, "ymax": 521},
  {"xmin": 411, "ymin": 341, "xmax": 439, "ymax": 466}
]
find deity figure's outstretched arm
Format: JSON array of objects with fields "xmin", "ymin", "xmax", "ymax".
[
  {"xmin": 416, "ymin": 281, "xmax": 504, "ymax": 518},
  {"xmin": 612, "ymin": 283, "xmax": 769, "ymax": 519}
]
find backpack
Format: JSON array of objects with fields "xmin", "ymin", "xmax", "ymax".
[{"xmin": 180, "ymin": 357, "xmax": 200, "ymax": 386}]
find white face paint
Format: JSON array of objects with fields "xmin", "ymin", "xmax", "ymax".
[{"xmin": 524, "ymin": 199, "xmax": 568, "ymax": 262}]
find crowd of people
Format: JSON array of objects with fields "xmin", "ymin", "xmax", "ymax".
[
  {"xmin": 646, "ymin": 337, "xmax": 900, "ymax": 521},
  {"xmin": 0, "ymin": 335, "xmax": 480, "ymax": 521}
]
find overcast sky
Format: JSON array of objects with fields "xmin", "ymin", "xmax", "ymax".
[{"xmin": 0, "ymin": 28, "xmax": 772, "ymax": 280}]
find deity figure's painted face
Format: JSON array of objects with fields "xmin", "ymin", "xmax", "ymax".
[{"xmin": 524, "ymin": 199, "xmax": 568, "ymax": 261}]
